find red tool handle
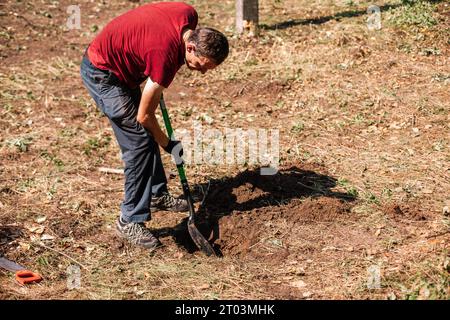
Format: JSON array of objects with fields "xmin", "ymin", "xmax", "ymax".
[{"xmin": 15, "ymin": 270, "xmax": 42, "ymax": 285}]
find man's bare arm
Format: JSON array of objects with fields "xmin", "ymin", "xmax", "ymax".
[{"xmin": 136, "ymin": 79, "xmax": 170, "ymax": 148}]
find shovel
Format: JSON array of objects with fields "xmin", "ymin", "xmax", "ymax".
[{"xmin": 159, "ymin": 95, "xmax": 215, "ymax": 257}]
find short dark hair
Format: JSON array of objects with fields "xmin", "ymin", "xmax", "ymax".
[{"xmin": 188, "ymin": 27, "xmax": 229, "ymax": 65}]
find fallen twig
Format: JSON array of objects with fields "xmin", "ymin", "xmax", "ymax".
[
  {"xmin": 82, "ymin": 188, "xmax": 123, "ymax": 193},
  {"xmin": 98, "ymin": 167, "xmax": 124, "ymax": 174},
  {"xmin": 36, "ymin": 241, "xmax": 89, "ymax": 271},
  {"xmin": 425, "ymin": 230, "xmax": 450, "ymax": 239}
]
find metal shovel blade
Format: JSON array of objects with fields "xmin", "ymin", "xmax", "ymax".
[{"xmin": 187, "ymin": 220, "xmax": 215, "ymax": 256}]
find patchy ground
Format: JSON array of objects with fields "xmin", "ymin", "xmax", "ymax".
[{"xmin": 0, "ymin": 0, "xmax": 449, "ymax": 299}]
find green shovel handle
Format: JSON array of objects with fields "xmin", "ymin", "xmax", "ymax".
[
  {"xmin": 159, "ymin": 94, "xmax": 187, "ymax": 182},
  {"xmin": 158, "ymin": 94, "xmax": 216, "ymax": 256}
]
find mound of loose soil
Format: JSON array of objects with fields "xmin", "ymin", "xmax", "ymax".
[
  {"xmin": 215, "ymin": 197, "xmax": 353, "ymax": 258},
  {"xmin": 202, "ymin": 163, "xmax": 343, "ymax": 216},
  {"xmin": 197, "ymin": 164, "xmax": 356, "ymax": 258},
  {"xmin": 283, "ymin": 197, "xmax": 352, "ymax": 223},
  {"xmin": 162, "ymin": 164, "xmax": 356, "ymax": 259}
]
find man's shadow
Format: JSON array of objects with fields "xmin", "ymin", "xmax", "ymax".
[{"xmin": 153, "ymin": 166, "xmax": 356, "ymax": 256}]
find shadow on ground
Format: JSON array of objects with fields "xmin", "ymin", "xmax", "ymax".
[{"xmin": 259, "ymin": 1, "xmax": 443, "ymax": 30}]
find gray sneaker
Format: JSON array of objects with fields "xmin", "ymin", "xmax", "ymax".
[
  {"xmin": 150, "ymin": 192, "xmax": 188, "ymax": 213},
  {"xmin": 116, "ymin": 218, "xmax": 162, "ymax": 249}
]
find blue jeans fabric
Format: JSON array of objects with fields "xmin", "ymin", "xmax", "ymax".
[{"xmin": 80, "ymin": 53, "xmax": 167, "ymax": 223}]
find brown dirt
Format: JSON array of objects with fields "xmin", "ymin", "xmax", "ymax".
[
  {"xmin": 215, "ymin": 197, "xmax": 353, "ymax": 259},
  {"xmin": 201, "ymin": 163, "xmax": 352, "ymax": 214},
  {"xmin": 384, "ymin": 203, "xmax": 431, "ymax": 221},
  {"xmin": 161, "ymin": 163, "xmax": 356, "ymax": 260}
]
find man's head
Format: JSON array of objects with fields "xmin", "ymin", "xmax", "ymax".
[{"xmin": 185, "ymin": 27, "xmax": 229, "ymax": 74}]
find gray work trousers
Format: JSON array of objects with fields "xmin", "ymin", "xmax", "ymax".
[{"xmin": 80, "ymin": 53, "xmax": 167, "ymax": 223}]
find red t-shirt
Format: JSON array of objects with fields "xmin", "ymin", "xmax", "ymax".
[{"xmin": 88, "ymin": 2, "xmax": 198, "ymax": 88}]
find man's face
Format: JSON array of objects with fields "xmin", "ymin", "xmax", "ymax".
[{"xmin": 185, "ymin": 43, "xmax": 217, "ymax": 74}]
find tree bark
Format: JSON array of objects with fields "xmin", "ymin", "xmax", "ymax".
[{"xmin": 236, "ymin": 0, "xmax": 259, "ymax": 35}]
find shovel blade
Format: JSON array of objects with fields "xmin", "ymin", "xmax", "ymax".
[{"xmin": 188, "ymin": 221, "xmax": 215, "ymax": 256}]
